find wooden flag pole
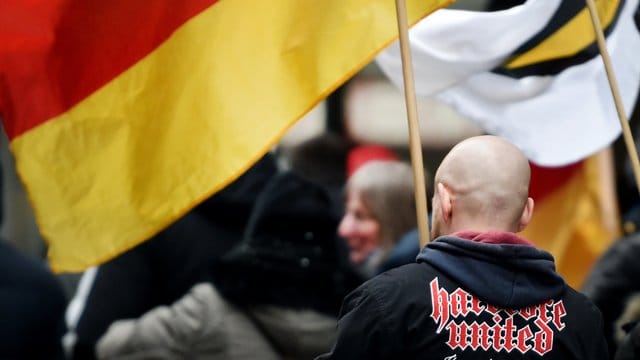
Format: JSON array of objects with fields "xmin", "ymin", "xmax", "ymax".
[
  {"xmin": 585, "ymin": 0, "xmax": 640, "ymax": 196},
  {"xmin": 394, "ymin": 0, "xmax": 431, "ymax": 247},
  {"xmin": 595, "ymin": 147, "xmax": 622, "ymax": 237}
]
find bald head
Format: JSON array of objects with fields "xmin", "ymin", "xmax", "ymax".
[{"xmin": 431, "ymin": 136, "xmax": 534, "ymax": 237}]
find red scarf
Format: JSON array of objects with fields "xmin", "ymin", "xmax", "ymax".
[{"xmin": 453, "ymin": 230, "xmax": 535, "ymax": 247}]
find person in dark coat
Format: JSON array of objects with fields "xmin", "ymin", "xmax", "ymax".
[
  {"xmin": 318, "ymin": 136, "xmax": 608, "ymax": 360},
  {"xmin": 0, "ymin": 239, "xmax": 67, "ymax": 359},
  {"xmin": 615, "ymin": 320, "xmax": 640, "ymax": 360},
  {"xmin": 94, "ymin": 171, "xmax": 364, "ymax": 359},
  {"xmin": 214, "ymin": 171, "xmax": 364, "ymax": 318},
  {"xmin": 582, "ymin": 232, "xmax": 640, "ymax": 358},
  {"xmin": 68, "ymin": 153, "xmax": 278, "ymax": 359}
]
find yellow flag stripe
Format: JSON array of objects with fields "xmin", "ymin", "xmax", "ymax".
[
  {"xmin": 506, "ymin": 0, "xmax": 620, "ymax": 69},
  {"xmin": 520, "ymin": 155, "xmax": 618, "ymax": 288}
]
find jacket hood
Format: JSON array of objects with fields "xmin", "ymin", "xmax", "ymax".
[{"xmin": 416, "ymin": 231, "xmax": 566, "ymax": 309}]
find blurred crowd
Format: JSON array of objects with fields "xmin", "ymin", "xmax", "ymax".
[{"xmin": 1, "ymin": 128, "xmax": 639, "ymax": 359}]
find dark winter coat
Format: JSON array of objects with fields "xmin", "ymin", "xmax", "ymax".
[
  {"xmin": 0, "ymin": 240, "xmax": 67, "ymax": 359},
  {"xmin": 213, "ymin": 171, "xmax": 364, "ymax": 316},
  {"xmin": 318, "ymin": 231, "xmax": 609, "ymax": 360},
  {"xmin": 582, "ymin": 233, "xmax": 640, "ymax": 358}
]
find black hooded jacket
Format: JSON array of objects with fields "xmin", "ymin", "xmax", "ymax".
[{"xmin": 318, "ymin": 231, "xmax": 609, "ymax": 360}]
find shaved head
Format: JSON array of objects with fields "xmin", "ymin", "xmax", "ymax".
[{"xmin": 431, "ymin": 135, "xmax": 534, "ymax": 237}]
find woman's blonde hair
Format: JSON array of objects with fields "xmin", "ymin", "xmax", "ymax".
[{"xmin": 345, "ymin": 160, "xmax": 420, "ymax": 252}]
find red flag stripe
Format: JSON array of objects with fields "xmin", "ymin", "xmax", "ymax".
[
  {"xmin": 0, "ymin": 0, "xmax": 218, "ymax": 138},
  {"xmin": 529, "ymin": 161, "xmax": 583, "ymax": 201}
]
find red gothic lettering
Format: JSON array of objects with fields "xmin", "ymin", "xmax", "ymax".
[
  {"xmin": 491, "ymin": 321, "xmax": 503, "ymax": 352},
  {"xmin": 502, "ymin": 316, "xmax": 516, "ymax": 352},
  {"xmin": 451, "ymin": 288, "xmax": 468, "ymax": 317},
  {"xmin": 515, "ymin": 326, "xmax": 533, "ymax": 353},
  {"xmin": 518, "ymin": 305, "xmax": 537, "ymax": 321},
  {"xmin": 443, "ymin": 320, "xmax": 549, "ymax": 355},
  {"xmin": 552, "ymin": 301, "xmax": 566, "ymax": 330},
  {"xmin": 468, "ymin": 322, "xmax": 492, "ymax": 351},
  {"xmin": 532, "ymin": 316, "xmax": 554, "ymax": 355},
  {"xmin": 538, "ymin": 300, "xmax": 553, "ymax": 324},
  {"xmin": 469, "ymin": 296, "xmax": 483, "ymax": 315},
  {"xmin": 446, "ymin": 321, "xmax": 469, "ymax": 350},
  {"xmin": 430, "ymin": 278, "xmax": 450, "ymax": 333},
  {"xmin": 485, "ymin": 303, "xmax": 500, "ymax": 316},
  {"xmin": 428, "ymin": 280, "xmax": 568, "ymax": 356}
]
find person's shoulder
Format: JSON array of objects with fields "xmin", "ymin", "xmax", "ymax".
[
  {"xmin": 0, "ymin": 241, "xmax": 64, "ymax": 296},
  {"xmin": 341, "ymin": 263, "xmax": 438, "ymax": 334},
  {"xmin": 358, "ymin": 262, "xmax": 436, "ymax": 297},
  {"xmin": 341, "ymin": 263, "xmax": 433, "ymax": 318},
  {"xmin": 582, "ymin": 233, "xmax": 640, "ymax": 293},
  {"xmin": 564, "ymin": 286, "xmax": 600, "ymax": 304},
  {"xmin": 562, "ymin": 286, "xmax": 605, "ymax": 320}
]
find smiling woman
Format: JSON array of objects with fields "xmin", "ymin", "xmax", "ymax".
[
  {"xmin": 339, "ymin": 159, "xmax": 426, "ymax": 277},
  {"xmin": 339, "ymin": 188, "xmax": 382, "ymax": 265}
]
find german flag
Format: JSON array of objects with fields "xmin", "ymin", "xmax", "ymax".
[
  {"xmin": 0, "ymin": 0, "xmax": 451, "ymax": 272},
  {"xmin": 521, "ymin": 152, "xmax": 620, "ymax": 288}
]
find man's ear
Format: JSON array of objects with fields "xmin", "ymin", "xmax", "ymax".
[
  {"xmin": 437, "ymin": 182, "xmax": 452, "ymax": 224},
  {"xmin": 517, "ymin": 197, "xmax": 535, "ymax": 232}
]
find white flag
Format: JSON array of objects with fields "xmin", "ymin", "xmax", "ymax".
[{"xmin": 377, "ymin": 0, "xmax": 640, "ymax": 166}]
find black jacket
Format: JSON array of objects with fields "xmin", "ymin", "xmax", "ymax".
[
  {"xmin": 582, "ymin": 233, "xmax": 640, "ymax": 357},
  {"xmin": 213, "ymin": 171, "xmax": 364, "ymax": 316},
  {"xmin": 319, "ymin": 232, "xmax": 609, "ymax": 359},
  {"xmin": 615, "ymin": 320, "xmax": 640, "ymax": 360},
  {"xmin": 0, "ymin": 240, "xmax": 67, "ymax": 359}
]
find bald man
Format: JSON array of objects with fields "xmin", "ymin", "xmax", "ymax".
[{"xmin": 317, "ymin": 136, "xmax": 608, "ymax": 360}]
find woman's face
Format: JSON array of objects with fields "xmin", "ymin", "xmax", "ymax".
[{"xmin": 338, "ymin": 190, "xmax": 382, "ymax": 265}]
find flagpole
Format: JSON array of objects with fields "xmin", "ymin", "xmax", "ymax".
[
  {"xmin": 394, "ymin": 0, "xmax": 431, "ymax": 247},
  {"xmin": 596, "ymin": 147, "xmax": 622, "ymax": 237},
  {"xmin": 585, "ymin": 0, "xmax": 640, "ymax": 196}
]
